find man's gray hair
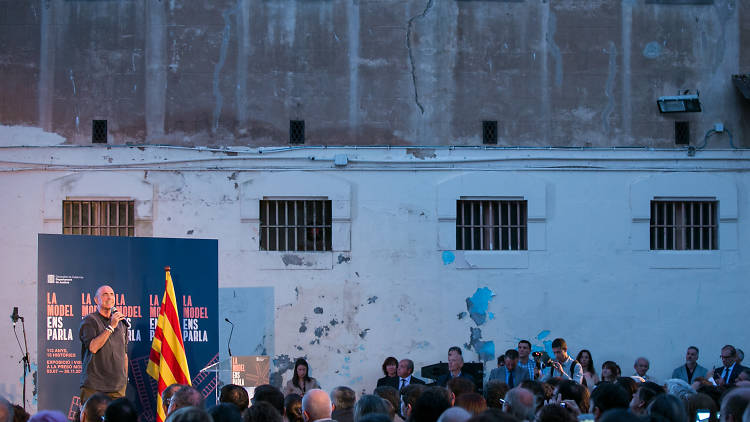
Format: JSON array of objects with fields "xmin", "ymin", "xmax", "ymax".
[
  {"xmin": 665, "ymin": 378, "xmax": 695, "ymax": 401},
  {"xmin": 436, "ymin": 407, "xmax": 471, "ymax": 422},
  {"xmin": 504, "ymin": 388, "xmax": 535, "ymax": 422}
]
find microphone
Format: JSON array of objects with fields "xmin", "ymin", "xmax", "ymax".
[
  {"xmin": 225, "ymin": 318, "xmax": 234, "ymax": 357},
  {"xmin": 11, "ymin": 307, "xmax": 19, "ymax": 325},
  {"xmin": 111, "ymin": 307, "xmax": 131, "ymax": 327}
]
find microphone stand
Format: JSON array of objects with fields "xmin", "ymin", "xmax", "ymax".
[{"xmin": 12, "ymin": 312, "xmax": 31, "ymax": 411}]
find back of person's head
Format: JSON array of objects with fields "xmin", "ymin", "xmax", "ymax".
[
  {"xmin": 615, "ymin": 378, "xmax": 638, "ymax": 398},
  {"xmin": 686, "ymin": 393, "xmax": 719, "ymax": 422},
  {"xmin": 253, "ymin": 384, "xmax": 284, "ymax": 415},
  {"xmin": 556, "ymin": 380, "xmax": 590, "ymax": 413},
  {"xmin": 171, "ymin": 386, "xmax": 206, "ymax": 413},
  {"xmin": 284, "ymin": 394, "xmax": 303, "ymax": 422},
  {"xmin": 448, "ymin": 378, "xmax": 476, "ymax": 400},
  {"xmin": 209, "ymin": 403, "xmax": 242, "ymax": 422},
  {"xmin": 635, "ymin": 383, "xmax": 663, "ymax": 411},
  {"xmin": 357, "ymin": 415, "xmax": 391, "ymax": 422},
  {"xmin": 485, "ymin": 381, "xmax": 510, "ymax": 410},
  {"xmin": 467, "ymin": 408, "xmax": 519, "ymax": 422},
  {"xmin": 664, "ymin": 379, "xmax": 696, "ymax": 401},
  {"xmin": 373, "ymin": 386, "xmax": 400, "ymax": 419},
  {"xmin": 647, "ymin": 394, "xmax": 688, "ymax": 422},
  {"xmin": 167, "ymin": 407, "xmax": 213, "ymax": 422},
  {"xmin": 28, "ymin": 411, "xmax": 67, "ymax": 422},
  {"xmin": 104, "ymin": 398, "xmax": 138, "ymax": 422},
  {"xmin": 402, "ymin": 384, "xmax": 426, "ymax": 418},
  {"xmin": 220, "ymin": 384, "xmax": 250, "ymax": 410},
  {"xmin": 82, "ymin": 393, "xmax": 112, "ymax": 422},
  {"xmin": 696, "ymin": 386, "xmax": 722, "ymax": 410},
  {"xmin": 720, "ymin": 388, "xmax": 750, "ymax": 422},
  {"xmin": 332, "ymin": 386, "xmax": 356, "ymax": 410},
  {"xmin": 503, "ymin": 388, "xmax": 535, "ymax": 422},
  {"xmin": 244, "ymin": 401, "xmax": 282, "ymax": 422},
  {"xmin": 536, "ymin": 405, "xmax": 576, "ymax": 422},
  {"xmin": 354, "ymin": 395, "xmax": 389, "ymax": 422},
  {"xmin": 0, "ymin": 397, "xmax": 11, "ymax": 422},
  {"xmin": 12, "ymin": 404, "xmax": 30, "ymax": 422},
  {"xmin": 598, "ymin": 409, "xmax": 644, "ymax": 422},
  {"xmin": 164, "ymin": 384, "xmax": 185, "ymax": 408},
  {"xmin": 411, "ymin": 387, "xmax": 452, "ymax": 422},
  {"xmin": 518, "ymin": 380, "xmax": 545, "ymax": 411},
  {"xmin": 455, "ymin": 393, "xmax": 487, "ymax": 416},
  {"xmin": 437, "ymin": 407, "xmax": 472, "ymax": 422},
  {"xmin": 590, "ymin": 383, "xmax": 630, "ymax": 418},
  {"xmin": 301, "ymin": 389, "xmax": 333, "ymax": 422}
]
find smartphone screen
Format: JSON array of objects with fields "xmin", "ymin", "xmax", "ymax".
[{"xmin": 696, "ymin": 409, "xmax": 711, "ymax": 422}]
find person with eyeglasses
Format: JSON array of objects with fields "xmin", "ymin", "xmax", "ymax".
[{"xmin": 713, "ymin": 345, "xmax": 748, "ymax": 386}]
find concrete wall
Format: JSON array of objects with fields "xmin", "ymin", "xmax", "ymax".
[
  {"xmin": 0, "ymin": 0, "xmax": 747, "ymax": 147},
  {"xmin": 0, "ymin": 145, "xmax": 748, "ymax": 406}
]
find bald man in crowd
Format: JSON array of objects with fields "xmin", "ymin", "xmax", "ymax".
[{"xmin": 302, "ymin": 389, "xmax": 335, "ymax": 422}]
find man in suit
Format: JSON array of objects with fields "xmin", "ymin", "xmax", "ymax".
[
  {"xmin": 488, "ymin": 349, "xmax": 529, "ymax": 389},
  {"xmin": 396, "ymin": 359, "xmax": 425, "ymax": 391},
  {"xmin": 437, "ymin": 346, "xmax": 475, "ymax": 386},
  {"xmin": 714, "ymin": 345, "xmax": 747, "ymax": 386},
  {"xmin": 672, "ymin": 346, "xmax": 708, "ymax": 384}
]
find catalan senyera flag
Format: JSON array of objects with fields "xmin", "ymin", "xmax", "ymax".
[{"xmin": 147, "ymin": 266, "xmax": 191, "ymax": 422}]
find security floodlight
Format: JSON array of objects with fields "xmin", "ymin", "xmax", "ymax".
[{"xmin": 657, "ymin": 94, "xmax": 702, "ymax": 113}]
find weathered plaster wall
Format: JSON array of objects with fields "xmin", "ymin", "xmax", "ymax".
[
  {"xmin": 0, "ymin": 146, "xmax": 748, "ymax": 406},
  {"xmin": 0, "ymin": 0, "xmax": 746, "ymax": 147}
]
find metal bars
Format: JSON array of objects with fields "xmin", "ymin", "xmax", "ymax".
[
  {"xmin": 650, "ymin": 200, "xmax": 717, "ymax": 250},
  {"xmin": 63, "ymin": 200, "xmax": 135, "ymax": 236},
  {"xmin": 260, "ymin": 199, "xmax": 332, "ymax": 251},
  {"xmin": 456, "ymin": 199, "xmax": 527, "ymax": 250}
]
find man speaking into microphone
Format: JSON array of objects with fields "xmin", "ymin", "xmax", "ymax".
[{"xmin": 79, "ymin": 285, "xmax": 129, "ymax": 403}]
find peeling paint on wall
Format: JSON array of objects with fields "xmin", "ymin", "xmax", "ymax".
[
  {"xmin": 270, "ymin": 354, "xmax": 295, "ymax": 388},
  {"xmin": 359, "ymin": 328, "xmax": 370, "ymax": 339},
  {"xmin": 367, "ymin": 296, "xmax": 378, "ymax": 304},
  {"xmin": 465, "ymin": 328, "xmax": 495, "ymax": 362},
  {"xmin": 465, "ymin": 287, "xmax": 495, "ymax": 326},
  {"xmin": 314, "ymin": 307, "xmax": 324, "ymax": 314},
  {"xmin": 457, "ymin": 312, "xmax": 466, "ymax": 320},
  {"xmin": 337, "ymin": 254, "xmax": 351, "ymax": 264},
  {"xmin": 643, "ymin": 42, "xmax": 662, "ymax": 59},
  {"xmin": 442, "ymin": 251, "xmax": 455, "ymax": 265},
  {"xmin": 299, "ymin": 317, "xmax": 308, "ymax": 333}
]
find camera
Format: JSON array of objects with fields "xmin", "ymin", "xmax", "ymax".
[{"xmin": 532, "ymin": 351, "xmax": 553, "ymax": 367}]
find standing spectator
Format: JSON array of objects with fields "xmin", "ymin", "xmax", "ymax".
[
  {"xmin": 354, "ymin": 395, "xmax": 389, "ymax": 422},
  {"xmin": 517, "ymin": 341, "xmax": 538, "ymax": 381},
  {"xmin": 285, "ymin": 359, "xmax": 321, "ymax": 396},
  {"xmin": 253, "ymin": 385, "xmax": 285, "ymax": 415},
  {"xmin": 502, "ymin": 388, "xmax": 535, "ymax": 422},
  {"xmin": 104, "ymin": 398, "xmax": 138, "ymax": 422},
  {"xmin": 719, "ymin": 387, "xmax": 750, "ymax": 422},
  {"xmin": 378, "ymin": 357, "xmax": 399, "ymax": 389},
  {"xmin": 401, "ymin": 384, "xmax": 426, "ymax": 421},
  {"xmin": 209, "ymin": 404, "xmax": 242, "ymax": 422},
  {"xmin": 673, "ymin": 347, "xmax": 708, "ymax": 385},
  {"xmin": 714, "ymin": 346, "xmax": 747, "ymax": 386},
  {"xmin": 633, "ymin": 358, "xmax": 655, "ymax": 383},
  {"xmin": 437, "ymin": 347, "xmax": 475, "ymax": 387},
  {"xmin": 485, "ymin": 380, "xmax": 510, "ymax": 409},
  {"xmin": 589, "ymin": 383, "xmax": 629, "ymax": 422},
  {"xmin": 331, "ymin": 387, "xmax": 355, "ymax": 422},
  {"xmin": 411, "ymin": 387, "xmax": 452, "ymax": 422},
  {"xmin": 647, "ymin": 394, "xmax": 687, "ymax": 422},
  {"xmin": 168, "ymin": 386, "xmax": 205, "ymax": 415},
  {"xmin": 455, "ymin": 393, "xmax": 487, "ymax": 416},
  {"xmin": 373, "ymin": 387, "xmax": 403, "ymax": 422},
  {"xmin": 489, "ymin": 350, "xmax": 529, "ymax": 389},
  {"xmin": 284, "ymin": 395, "xmax": 304, "ymax": 422},
  {"xmin": 301, "ymin": 390, "xmax": 334, "ymax": 422},
  {"xmin": 575, "ymin": 350, "xmax": 599, "ymax": 390},
  {"xmin": 220, "ymin": 384, "xmax": 250, "ymax": 410},
  {"xmin": 80, "ymin": 393, "xmax": 112, "ymax": 422},
  {"xmin": 543, "ymin": 339, "xmax": 583, "ymax": 384},
  {"xmin": 397, "ymin": 359, "xmax": 426, "ymax": 391}
]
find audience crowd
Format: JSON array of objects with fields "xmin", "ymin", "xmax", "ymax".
[{"xmin": 3, "ymin": 340, "xmax": 749, "ymax": 422}]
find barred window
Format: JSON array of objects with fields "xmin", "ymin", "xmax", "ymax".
[
  {"xmin": 63, "ymin": 200, "xmax": 135, "ymax": 236},
  {"xmin": 260, "ymin": 199, "xmax": 332, "ymax": 251},
  {"xmin": 456, "ymin": 199, "xmax": 527, "ymax": 250},
  {"xmin": 650, "ymin": 199, "xmax": 718, "ymax": 250}
]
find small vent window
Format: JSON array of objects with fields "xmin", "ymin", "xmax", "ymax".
[
  {"xmin": 456, "ymin": 199, "xmax": 527, "ymax": 250},
  {"xmin": 260, "ymin": 199, "xmax": 332, "ymax": 251},
  {"xmin": 290, "ymin": 120, "xmax": 305, "ymax": 144},
  {"xmin": 650, "ymin": 199, "xmax": 718, "ymax": 250},
  {"xmin": 483, "ymin": 121, "xmax": 498, "ymax": 145},
  {"xmin": 92, "ymin": 120, "xmax": 108, "ymax": 144},
  {"xmin": 675, "ymin": 121, "xmax": 690, "ymax": 145}
]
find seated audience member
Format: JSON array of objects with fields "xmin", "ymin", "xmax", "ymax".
[
  {"xmin": 502, "ymin": 388, "xmax": 535, "ymax": 422},
  {"xmin": 448, "ymin": 378, "xmax": 476, "ymax": 404},
  {"xmin": 555, "ymin": 380, "xmax": 590, "ymax": 413},
  {"xmin": 714, "ymin": 346, "xmax": 747, "ymax": 386},
  {"xmin": 81, "ymin": 393, "xmax": 112, "ymax": 422},
  {"xmin": 254, "ymin": 384, "xmax": 285, "ymax": 415},
  {"xmin": 601, "ymin": 362, "xmax": 621, "ymax": 383},
  {"xmin": 589, "ymin": 383, "xmax": 630, "ymax": 422},
  {"xmin": 28, "ymin": 411, "xmax": 67, "ymax": 422},
  {"xmin": 373, "ymin": 386, "xmax": 403, "ymax": 421},
  {"xmin": 284, "ymin": 394, "xmax": 304, "ymax": 422},
  {"xmin": 378, "ymin": 357, "xmax": 400, "ymax": 389},
  {"xmin": 245, "ymin": 402, "xmax": 283, "ymax": 422},
  {"xmin": 720, "ymin": 388, "xmax": 750, "ymax": 422},
  {"xmin": 543, "ymin": 339, "xmax": 583, "ymax": 384},
  {"xmin": 220, "ymin": 384, "xmax": 250, "ymax": 410},
  {"xmin": 331, "ymin": 387, "xmax": 356, "ymax": 422},
  {"xmin": 286, "ymin": 359, "xmax": 321, "ymax": 397},
  {"xmin": 209, "ymin": 403, "xmax": 242, "ymax": 422},
  {"xmin": 411, "ymin": 387, "xmax": 452, "ymax": 422},
  {"xmin": 169, "ymin": 386, "xmax": 205, "ymax": 415},
  {"xmin": 629, "ymin": 382, "xmax": 663, "ymax": 416},
  {"xmin": 104, "ymin": 398, "xmax": 138, "ymax": 422},
  {"xmin": 467, "ymin": 408, "xmax": 519, "ymax": 422},
  {"xmin": 164, "ymin": 384, "xmax": 186, "ymax": 415},
  {"xmin": 438, "ymin": 347, "xmax": 475, "ymax": 387},
  {"xmin": 614, "ymin": 378, "xmax": 638, "ymax": 398},
  {"xmin": 632, "ymin": 358, "xmax": 655, "ymax": 383},
  {"xmin": 401, "ymin": 384, "xmax": 426, "ymax": 420},
  {"xmin": 685, "ymin": 393, "xmax": 719, "ymax": 422},
  {"xmin": 576, "ymin": 350, "xmax": 600, "ymax": 390},
  {"xmin": 168, "ymin": 407, "xmax": 213, "ymax": 422},
  {"xmin": 398, "ymin": 359, "xmax": 426, "ymax": 390},
  {"xmin": 12, "ymin": 404, "xmax": 30, "ymax": 422},
  {"xmin": 485, "ymin": 380, "xmax": 510, "ymax": 409},
  {"xmin": 301, "ymin": 389, "xmax": 334, "ymax": 422},
  {"xmin": 664, "ymin": 378, "xmax": 695, "ymax": 401},
  {"xmin": 647, "ymin": 394, "xmax": 687, "ymax": 422},
  {"xmin": 437, "ymin": 407, "xmax": 472, "ymax": 422},
  {"xmin": 536, "ymin": 405, "xmax": 576, "ymax": 422},
  {"xmin": 489, "ymin": 350, "xmax": 529, "ymax": 389},
  {"xmin": 455, "ymin": 393, "xmax": 487, "ymax": 416},
  {"xmin": 354, "ymin": 395, "xmax": 390, "ymax": 422},
  {"xmin": 673, "ymin": 347, "xmax": 708, "ymax": 385}
]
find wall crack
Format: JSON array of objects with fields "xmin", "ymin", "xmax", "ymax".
[{"xmin": 406, "ymin": 0, "xmax": 434, "ymax": 115}]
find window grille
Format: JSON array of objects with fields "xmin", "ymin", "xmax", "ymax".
[
  {"xmin": 290, "ymin": 120, "xmax": 305, "ymax": 144},
  {"xmin": 63, "ymin": 200, "xmax": 135, "ymax": 236},
  {"xmin": 260, "ymin": 199, "xmax": 332, "ymax": 251},
  {"xmin": 483, "ymin": 121, "xmax": 498, "ymax": 145},
  {"xmin": 456, "ymin": 199, "xmax": 527, "ymax": 250},
  {"xmin": 650, "ymin": 199, "xmax": 718, "ymax": 250},
  {"xmin": 92, "ymin": 120, "xmax": 108, "ymax": 143},
  {"xmin": 675, "ymin": 121, "xmax": 690, "ymax": 145}
]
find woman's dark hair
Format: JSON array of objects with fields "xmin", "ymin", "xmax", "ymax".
[
  {"xmin": 381, "ymin": 357, "xmax": 398, "ymax": 376},
  {"xmin": 292, "ymin": 358, "xmax": 311, "ymax": 389},
  {"xmin": 455, "ymin": 392, "xmax": 487, "ymax": 415},
  {"xmin": 636, "ymin": 384, "xmax": 663, "ymax": 408},
  {"xmin": 647, "ymin": 394, "xmax": 687, "ymax": 422},
  {"xmin": 576, "ymin": 350, "xmax": 596, "ymax": 375},
  {"xmin": 601, "ymin": 361, "xmax": 620, "ymax": 381},
  {"xmin": 243, "ymin": 402, "xmax": 282, "ymax": 422},
  {"xmin": 284, "ymin": 395, "xmax": 303, "ymax": 422},
  {"xmin": 353, "ymin": 395, "xmax": 389, "ymax": 422},
  {"xmin": 686, "ymin": 393, "xmax": 718, "ymax": 422},
  {"xmin": 614, "ymin": 377, "xmax": 637, "ymax": 398},
  {"xmin": 556, "ymin": 380, "xmax": 590, "ymax": 413}
]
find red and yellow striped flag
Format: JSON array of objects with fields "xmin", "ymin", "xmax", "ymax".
[{"xmin": 147, "ymin": 266, "xmax": 191, "ymax": 422}]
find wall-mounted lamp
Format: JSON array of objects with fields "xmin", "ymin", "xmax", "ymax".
[{"xmin": 657, "ymin": 93, "xmax": 702, "ymax": 113}]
